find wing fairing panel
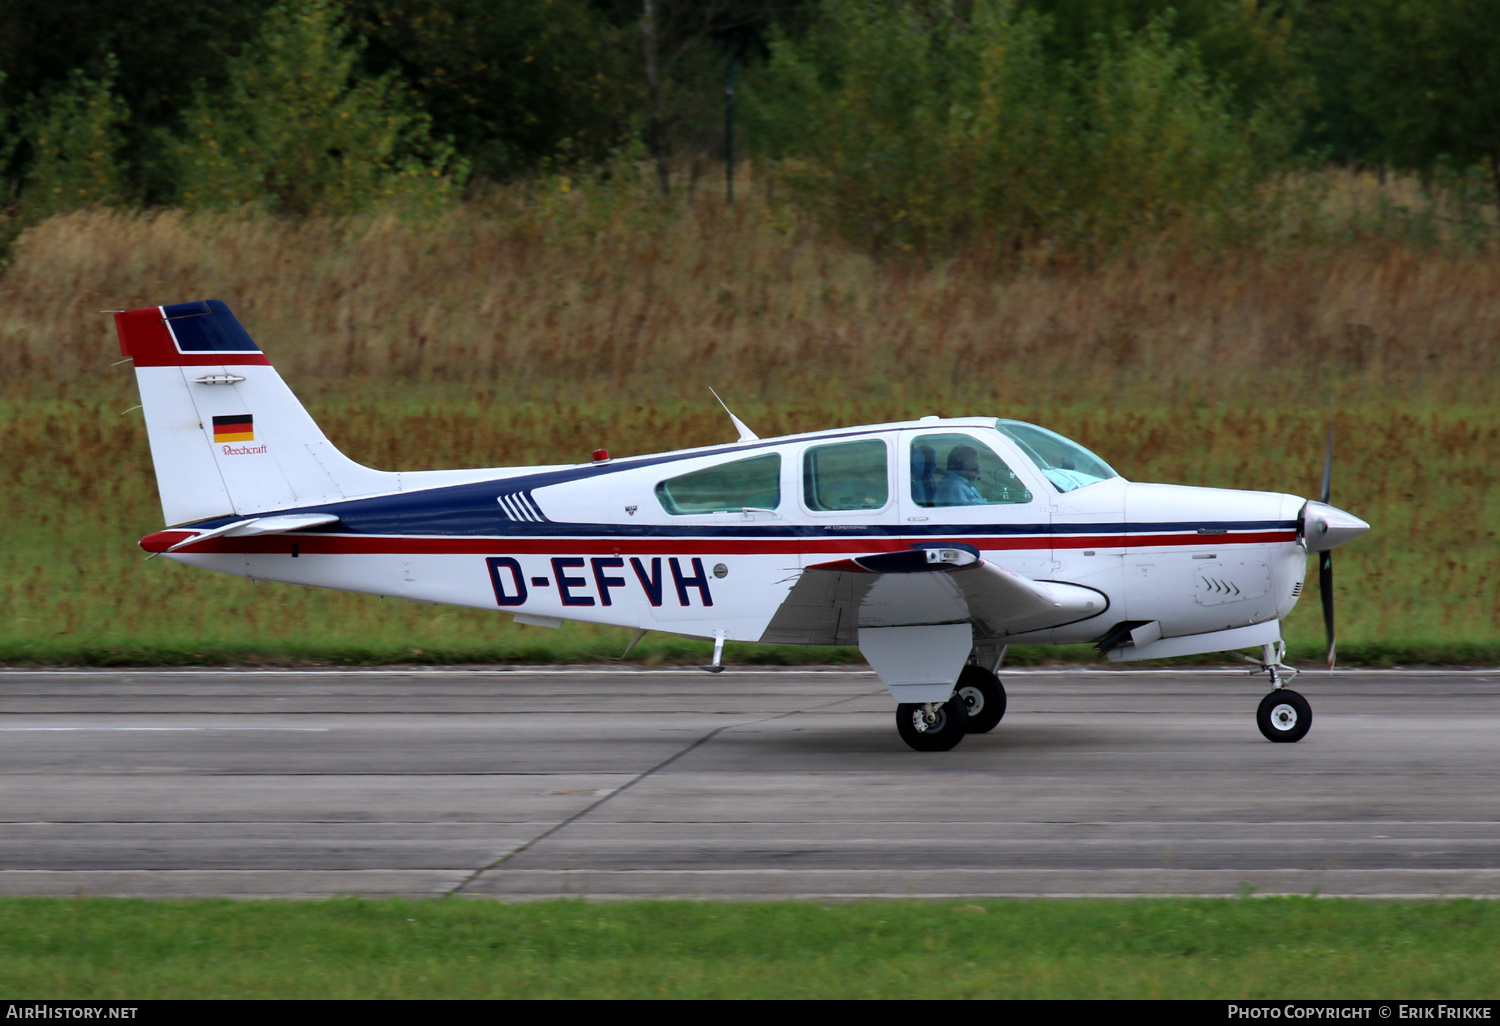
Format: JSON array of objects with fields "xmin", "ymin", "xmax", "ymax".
[{"xmin": 762, "ymin": 545, "xmax": 1107, "ymax": 645}]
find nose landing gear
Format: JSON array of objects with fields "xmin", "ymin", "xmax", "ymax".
[
  {"xmin": 1257, "ymin": 689, "xmax": 1312, "ymax": 742},
  {"xmin": 1250, "ymin": 641, "xmax": 1312, "ymax": 743}
]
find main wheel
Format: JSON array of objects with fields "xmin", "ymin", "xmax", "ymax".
[
  {"xmin": 1256, "ymin": 689, "xmax": 1312, "ymax": 743},
  {"xmin": 896, "ymin": 694, "xmax": 970, "ymax": 751},
  {"xmin": 955, "ymin": 665, "xmax": 1006, "ymax": 734}
]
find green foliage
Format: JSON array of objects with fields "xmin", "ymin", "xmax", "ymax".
[
  {"xmin": 22, "ymin": 58, "xmax": 129, "ymax": 220},
  {"xmin": 1341, "ymin": 0, "xmax": 1500, "ymax": 210},
  {"xmin": 0, "ymin": 1, "xmax": 278, "ymax": 206},
  {"xmin": 1066, "ymin": 18, "xmax": 1296, "ymax": 248},
  {"xmin": 172, "ymin": 0, "xmax": 464, "ymax": 216},
  {"xmin": 351, "ymin": 0, "xmax": 636, "ymax": 182},
  {"xmin": 1022, "ymin": 0, "xmax": 1310, "ymax": 122},
  {"xmin": 747, "ymin": 0, "xmax": 1300, "ymax": 256}
]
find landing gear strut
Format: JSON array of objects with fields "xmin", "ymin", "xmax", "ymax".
[{"xmin": 1250, "ymin": 641, "xmax": 1312, "ymax": 743}]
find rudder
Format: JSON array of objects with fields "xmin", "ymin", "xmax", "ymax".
[{"xmin": 116, "ymin": 300, "xmax": 397, "ymax": 525}]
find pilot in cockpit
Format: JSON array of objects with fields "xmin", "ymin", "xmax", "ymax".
[{"xmin": 933, "ymin": 445, "xmax": 985, "ymax": 506}]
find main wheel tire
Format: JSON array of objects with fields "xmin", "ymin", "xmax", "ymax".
[
  {"xmin": 956, "ymin": 665, "xmax": 1006, "ymax": 734},
  {"xmin": 896, "ymin": 694, "xmax": 970, "ymax": 752},
  {"xmin": 1256, "ymin": 689, "xmax": 1312, "ymax": 743}
]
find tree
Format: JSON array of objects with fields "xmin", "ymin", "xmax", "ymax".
[
  {"xmin": 1343, "ymin": 0, "xmax": 1500, "ymax": 210},
  {"xmin": 350, "ymin": 0, "xmax": 635, "ymax": 182},
  {"xmin": 0, "ymin": 0, "xmax": 276, "ymax": 203},
  {"xmin": 746, "ymin": 0, "xmax": 1292, "ymax": 255},
  {"xmin": 23, "ymin": 59, "xmax": 130, "ymax": 219},
  {"xmin": 172, "ymin": 0, "xmax": 463, "ymax": 216}
]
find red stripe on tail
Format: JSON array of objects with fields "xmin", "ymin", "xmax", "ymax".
[{"xmin": 114, "ymin": 307, "xmax": 270, "ymax": 367}]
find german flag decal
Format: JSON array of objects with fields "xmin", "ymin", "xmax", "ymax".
[{"xmin": 212, "ymin": 414, "xmax": 254, "ymax": 442}]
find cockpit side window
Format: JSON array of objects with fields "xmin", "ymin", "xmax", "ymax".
[
  {"xmin": 803, "ymin": 439, "xmax": 889, "ymax": 511},
  {"xmin": 995, "ymin": 420, "xmax": 1119, "ymax": 493},
  {"xmin": 655, "ymin": 453, "xmax": 781, "ymax": 515},
  {"xmin": 912, "ymin": 433, "xmax": 1032, "ymax": 507}
]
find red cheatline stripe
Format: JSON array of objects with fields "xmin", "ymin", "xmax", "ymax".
[{"xmin": 143, "ymin": 529, "xmax": 1297, "ymax": 556}]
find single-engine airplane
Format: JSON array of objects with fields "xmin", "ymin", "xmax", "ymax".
[{"xmin": 116, "ymin": 300, "xmax": 1370, "ymax": 751}]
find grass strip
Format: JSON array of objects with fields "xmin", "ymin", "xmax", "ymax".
[{"xmin": 1, "ymin": 896, "xmax": 1498, "ymax": 999}]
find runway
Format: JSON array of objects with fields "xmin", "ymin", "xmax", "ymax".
[{"xmin": 1, "ymin": 667, "xmax": 1498, "ymax": 901}]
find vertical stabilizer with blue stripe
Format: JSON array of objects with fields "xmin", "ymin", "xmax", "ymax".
[{"xmin": 115, "ymin": 299, "xmax": 399, "ymax": 526}]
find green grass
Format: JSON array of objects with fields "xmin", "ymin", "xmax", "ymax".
[
  {"xmin": 1, "ymin": 392, "xmax": 1496, "ymax": 667},
  {"xmin": 2, "ymin": 896, "xmax": 1498, "ymax": 999}
]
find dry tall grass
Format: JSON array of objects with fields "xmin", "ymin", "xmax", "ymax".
[
  {"xmin": 1, "ymin": 194, "xmax": 1495, "ymax": 662},
  {"xmin": 2, "ymin": 196, "xmax": 1495, "ymax": 415}
]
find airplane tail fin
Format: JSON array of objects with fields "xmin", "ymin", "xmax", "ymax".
[{"xmin": 115, "ymin": 300, "xmax": 397, "ymax": 526}]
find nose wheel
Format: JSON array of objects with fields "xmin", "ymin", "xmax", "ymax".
[{"xmin": 1256, "ymin": 689, "xmax": 1312, "ymax": 743}]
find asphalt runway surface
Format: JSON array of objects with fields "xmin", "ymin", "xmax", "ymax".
[{"xmin": 2, "ymin": 667, "xmax": 1498, "ymax": 901}]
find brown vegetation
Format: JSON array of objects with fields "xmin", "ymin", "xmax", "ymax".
[
  {"xmin": 2, "ymin": 199, "xmax": 1495, "ymax": 417},
  {"xmin": 0, "ymin": 195, "xmax": 1495, "ymax": 661}
]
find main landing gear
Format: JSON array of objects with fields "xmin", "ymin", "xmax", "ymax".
[
  {"xmin": 955, "ymin": 665, "xmax": 1007, "ymax": 734},
  {"xmin": 1252, "ymin": 641, "xmax": 1312, "ymax": 743},
  {"xmin": 896, "ymin": 694, "xmax": 969, "ymax": 751},
  {"xmin": 896, "ymin": 664, "xmax": 1007, "ymax": 752}
]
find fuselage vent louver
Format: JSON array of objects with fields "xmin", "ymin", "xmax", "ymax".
[{"xmin": 496, "ymin": 491, "xmax": 545, "ymax": 523}]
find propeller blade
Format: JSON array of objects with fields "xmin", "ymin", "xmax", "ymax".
[
  {"xmin": 1320, "ymin": 549, "xmax": 1336, "ymax": 670},
  {"xmin": 1320, "ymin": 415, "xmax": 1334, "ymax": 505}
]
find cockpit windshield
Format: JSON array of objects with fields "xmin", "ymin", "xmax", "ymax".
[{"xmin": 995, "ymin": 419, "xmax": 1120, "ymax": 493}]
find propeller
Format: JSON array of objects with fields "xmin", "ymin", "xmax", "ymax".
[
  {"xmin": 1319, "ymin": 417, "xmax": 1336, "ymax": 670},
  {"xmin": 1298, "ymin": 412, "xmax": 1369, "ymax": 670}
]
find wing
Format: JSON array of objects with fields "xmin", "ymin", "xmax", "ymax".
[{"xmin": 759, "ymin": 543, "xmax": 1106, "ymax": 645}]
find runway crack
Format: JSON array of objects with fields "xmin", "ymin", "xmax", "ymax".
[{"xmin": 446, "ymin": 690, "xmax": 875, "ymax": 896}]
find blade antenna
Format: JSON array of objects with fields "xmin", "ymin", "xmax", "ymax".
[{"xmin": 709, "ymin": 388, "xmax": 759, "ymax": 443}]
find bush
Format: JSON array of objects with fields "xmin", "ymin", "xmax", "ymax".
[
  {"xmin": 22, "ymin": 58, "xmax": 129, "ymax": 219},
  {"xmin": 746, "ymin": 0, "xmax": 1299, "ymax": 257}
]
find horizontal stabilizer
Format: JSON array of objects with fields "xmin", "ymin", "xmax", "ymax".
[{"xmin": 144, "ymin": 514, "xmax": 340, "ymax": 554}]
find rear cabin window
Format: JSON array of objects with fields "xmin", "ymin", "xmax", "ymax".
[
  {"xmin": 654, "ymin": 453, "xmax": 781, "ymax": 515},
  {"xmin": 911, "ymin": 433, "xmax": 1032, "ymax": 507},
  {"xmin": 803, "ymin": 439, "xmax": 889, "ymax": 511}
]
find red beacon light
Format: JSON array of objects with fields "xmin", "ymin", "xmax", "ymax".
[{"xmin": 592, "ymin": 448, "xmax": 610, "ymax": 463}]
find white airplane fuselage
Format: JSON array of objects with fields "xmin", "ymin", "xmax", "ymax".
[
  {"xmin": 122, "ymin": 299, "xmax": 1368, "ymax": 749},
  {"xmin": 147, "ymin": 417, "xmax": 1307, "ymax": 655}
]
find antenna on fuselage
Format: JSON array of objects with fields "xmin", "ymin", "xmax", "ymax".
[{"xmin": 709, "ymin": 387, "xmax": 759, "ymax": 443}]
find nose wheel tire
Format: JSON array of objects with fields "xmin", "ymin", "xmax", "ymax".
[
  {"xmin": 1256, "ymin": 689, "xmax": 1312, "ymax": 743},
  {"xmin": 896, "ymin": 694, "xmax": 970, "ymax": 751},
  {"xmin": 955, "ymin": 665, "xmax": 1006, "ymax": 734}
]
